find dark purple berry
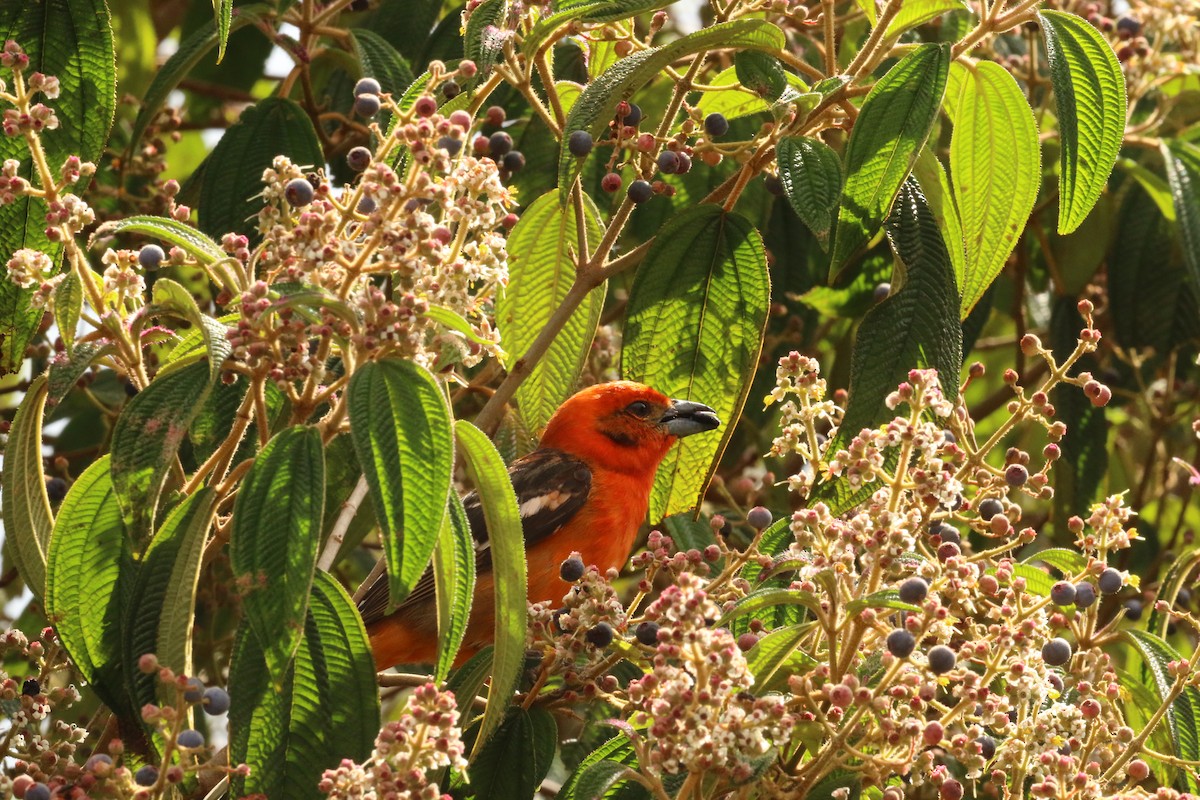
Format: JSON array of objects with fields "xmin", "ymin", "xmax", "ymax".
[
  {"xmin": 898, "ymin": 577, "xmax": 928, "ymax": 604},
  {"xmin": 567, "ymin": 130, "xmax": 593, "ymax": 157},
  {"xmin": 1042, "ymin": 637, "xmax": 1072, "ymax": 666},
  {"xmin": 873, "ymin": 282, "xmax": 891, "ymax": 303},
  {"xmin": 1124, "ymin": 599, "xmax": 1143, "ymax": 620},
  {"xmin": 438, "ymin": 136, "xmax": 462, "ymax": 156},
  {"xmin": 183, "ymin": 677, "xmax": 205, "ymax": 703},
  {"xmin": 930, "ymin": 522, "xmax": 960, "ymax": 545},
  {"xmin": 620, "ymin": 102, "xmax": 642, "ymax": 125},
  {"xmin": 1050, "ymin": 581, "xmax": 1077, "ymax": 606},
  {"xmin": 22, "ymin": 678, "xmax": 39, "ymax": 696},
  {"xmin": 354, "ymin": 93, "xmax": 381, "ymax": 118},
  {"xmin": 635, "ymin": 621, "xmax": 659, "ymax": 646},
  {"xmin": 704, "ymin": 112, "xmax": 729, "ymax": 137},
  {"xmin": 1115, "ymin": 16, "xmax": 1140, "ymax": 37},
  {"xmin": 442, "ymin": 80, "xmax": 460, "ymax": 99},
  {"xmin": 202, "ymin": 686, "xmax": 230, "ymax": 715},
  {"xmin": 45, "ymin": 477, "xmax": 66, "ymax": 504},
  {"xmin": 746, "ymin": 506, "xmax": 773, "ymax": 530},
  {"xmin": 675, "ymin": 152, "xmax": 692, "ymax": 174},
  {"xmin": 1098, "ymin": 567, "xmax": 1123, "ymax": 594},
  {"xmin": 976, "ymin": 735, "xmax": 996, "ymax": 760},
  {"xmin": 353, "ymin": 77, "xmax": 381, "ymax": 96},
  {"xmin": 1178, "ymin": 588, "xmax": 1192, "ymax": 607},
  {"xmin": 559, "ymin": 555, "xmax": 585, "ymax": 582},
  {"xmin": 657, "ymin": 150, "xmax": 680, "ymax": 174},
  {"xmin": 138, "ymin": 244, "xmax": 165, "ymax": 270},
  {"xmin": 488, "ymin": 131, "xmax": 513, "ymax": 157},
  {"xmin": 25, "ymin": 785, "xmax": 51, "ymax": 800},
  {"xmin": 585, "ymin": 621, "xmax": 614, "ymax": 648},
  {"xmin": 284, "ymin": 178, "xmax": 315, "ymax": 207},
  {"xmin": 1005, "ymin": 463, "xmax": 1029, "ymax": 487},
  {"xmin": 1074, "ymin": 581, "xmax": 1097, "ymax": 608},
  {"xmin": 135, "ymin": 765, "xmax": 159, "ymax": 786},
  {"xmin": 627, "ymin": 179, "xmax": 652, "ymax": 204},
  {"xmin": 357, "ymin": 196, "xmax": 377, "ymax": 214},
  {"xmin": 977, "ymin": 498, "xmax": 1004, "ymax": 521},
  {"xmin": 764, "ymin": 175, "xmax": 783, "ymax": 195},
  {"xmin": 928, "ymin": 645, "xmax": 956, "ymax": 674},
  {"xmin": 177, "ymin": 729, "xmax": 205, "ymax": 748},
  {"xmin": 502, "ymin": 151, "xmax": 525, "ymax": 172},
  {"xmin": 346, "ymin": 146, "xmax": 372, "ymax": 171},
  {"xmin": 886, "ymin": 629, "xmax": 915, "ymax": 658}
]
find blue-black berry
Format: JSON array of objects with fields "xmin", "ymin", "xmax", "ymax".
[
  {"xmin": 1098, "ymin": 567, "xmax": 1123, "ymax": 594},
  {"xmin": 704, "ymin": 112, "xmax": 729, "ymax": 137},
  {"xmin": 627, "ymin": 180, "xmax": 652, "ymax": 204},
  {"xmin": 930, "ymin": 522, "xmax": 960, "ymax": 545},
  {"xmin": 177, "ymin": 729, "xmax": 205, "ymax": 749},
  {"xmin": 559, "ymin": 555, "xmax": 585, "ymax": 582},
  {"xmin": 502, "ymin": 151, "xmax": 525, "ymax": 172},
  {"xmin": 353, "ymin": 77, "xmax": 381, "ymax": 96},
  {"xmin": 22, "ymin": 678, "xmax": 39, "ymax": 696},
  {"xmin": 635, "ymin": 621, "xmax": 659, "ymax": 646},
  {"xmin": 135, "ymin": 765, "xmax": 159, "ymax": 787},
  {"xmin": 585, "ymin": 622, "xmax": 614, "ymax": 648},
  {"xmin": 746, "ymin": 506, "xmax": 773, "ymax": 530},
  {"xmin": 1042, "ymin": 637, "xmax": 1072, "ymax": 666},
  {"xmin": 657, "ymin": 151, "xmax": 680, "ymax": 174},
  {"xmin": 45, "ymin": 477, "xmax": 67, "ymax": 504},
  {"xmin": 977, "ymin": 498, "xmax": 1004, "ymax": 521},
  {"xmin": 1124, "ymin": 599, "xmax": 1143, "ymax": 620},
  {"xmin": 354, "ymin": 93, "xmax": 381, "ymax": 118},
  {"xmin": 873, "ymin": 282, "xmax": 891, "ymax": 303},
  {"xmin": 138, "ymin": 244, "xmax": 166, "ymax": 270},
  {"xmin": 202, "ymin": 686, "xmax": 230, "ymax": 715},
  {"xmin": 620, "ymin": 103, "xmax": 642, "ymax": 125},
  {"xmin": 1050, "ymin": 581, "xmax": 1077, "ymax": 607},
  {"xmin": 898, "ymin": 577, "xmax": 928, "ymax": 604},
  {"xmin": 183, "ymin": 677, "xmax": 205, "ymax": 703},
  {"xmin": 886, "ymin": 629, "xmax": 915, "ymax": 658},
  {"xmin": 1005, "ymin": 463, "xmax": 1029, "ymax": 486},
  {"xmin": 347, "ymin": 146, "xmax": 372, "ymax": 172},
  {"xmin": 24, "ymin": 784, "xmax": 51, "ymax": 800},
  {"xmin": 438, "ymin": 136, "xmax": 462, "ymax": 156},
  {"xmin": 977, "ymin": 735, "xmax": 996, "ymax": 760},
  {"xmin": 1074, "ymin": 581, "xmax": 1097, "ymax": 608},
  {"xmin": 928, "ymin": 645, "xmax": 956, "ymax": 674},
  {"xmin": 284, "ymin": 178, "xmax": 315, "ymax": 207},
  {"xmin": 488, "ymin": 131, "xmax": 513, "ymax": 157},
  {"xmin": 442, "ymin": 80, "xmax": 460, "ymax": 99},
  {"xmin": 567, "ymin": 130, "xmax": 594, "ymax": 157},
  {"xmin": 764, "ymin": 175, "xmax": 783, "ymax": 196}
]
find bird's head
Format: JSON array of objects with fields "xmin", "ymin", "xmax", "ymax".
[{"xmin": 538, "ymin": 381, "xmax": 721, "ymax": 475}]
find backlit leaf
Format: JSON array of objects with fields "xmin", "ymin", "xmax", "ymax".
[{"xmin": 1, "ymin": 375, "xmax": 53, "ymax": 596}]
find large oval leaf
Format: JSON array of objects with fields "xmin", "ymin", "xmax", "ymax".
[
  {"xmin": 197, "ymin": 96, "xmax": 324, "ymax": 243},
  {"xmin": 1039, "ymin": 10, "xmax": 1127, "ymax": 234},
  {"xmin": 454, "ymin": 420, "xmax": 526, "ymax": 761},
  {"xmin": 776, "ymin": 136, "xmax": 843, "ymax": 249},
  {"xmin": 1162, "ymin": 141, "xmax": 1200, "ymax": 291},
  {"xmin": 231, "ymin": 426, "xmax": 326, "ymax": 684},
  {"xmin": 498, "ymin": 189, "xmax": 606, "ymax": 433},
  {"xmin": 1, "ymin": 375, "xmax": 53, "ymax": 596},
  {"xmin": 1124, "ymin": 629, "xmax": 1200, "ymax": 789},
  {"xmin": 230, "ymin": 571, "xmax": 380, "ymax": 800},
  {"xmin": 558, "ymin": 18, "xmax": 786, "ymax": 195},
  {"xmin": 622, "ymin": 205, "xmax": 769, "ymax": 521},
  {"xmin": 469, "ymin": 706, "xmax": 558, "ymax": 800},
  {"xmin": 830, "ymin": 43, "xmax": 950, "ymax": 277},
  {"xmin": 947, "ymin": 61, "xmax": 1040, "ymax": 317},
  {"xmin": 348, "ymin": 359, "xmax": 455, "ymax": 609},
  {"xmin": 91, "ymin": 215, "xmax": 225, "ymax": 265},
  {"xmin": 44, "ymin": 456, "xmax": 130, "ymax": 711},
  {"xmin": 433, "ymin": 494, "xmax": 476, "ymax": 683}
]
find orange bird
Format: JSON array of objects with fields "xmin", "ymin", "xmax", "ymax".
[{"xmin": 357, "ymin": 381, "xmax": 721, "ymax": 669}]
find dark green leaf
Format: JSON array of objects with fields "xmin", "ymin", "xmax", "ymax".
[
  {"xmin": 92, "ymin": 215, "xmax": 226, "ymax": 265},
  {"xmin": 622, "ymin": 205, "xmax": 770, "ymax": 521},
  {"xmin": 735, "ymin": 50, "xmax": 788, "ymax": 100},
  {"xmin": 886, "ymin": 0, "xmax": 969, "ymax": 37},
  {"xmin": 499, "ymin": 189, "xmax": 605, "ymax": 432},
  {"xmin": 830, "ymin": 43, "xmax": 950, "ymax": 276},
  {"xmin": 807, "ymin": 771, "xmax": 862, "ymax": 800},
  {"xmin": 719, "ymin": 588, "xmax": 821, "ymax": 626},
  {"xmin": 469, "ymin": 706, "xmax": 558, "ymax": 800},
  {"xmin": 231, "ymin": 426, "xmax": 325, "ymax": 685},
  {"xmin": 455, "ymin": 420, "xmax": 526, "ymax": 760},
  {"xmin": 745, "ymin": 624, "xmax": 818, "ymax": 691},
  {"xmin": 0, "ymin": 0, "xmax": 116, "ymax": 369},
  {"xmin": 464, "ymin": 0, "xmax": 508, "ymax": 79},
  {"xmin": 837, "ymin": 179, "xmax": 962, "ymax": 444},
  {"xmin": 844, "ymin": 589, "xmax": 921, "ymax": 615},
  {"xmin": 559, "ymin": 734, "xmax": 639, "ymax": 800},
  {"xmin": 1162, "ymin": 141, "xmax": 1200, "ymax": 290},
  {"xmin": 1125, "ymin": 629, "xmax": 1200, "ymax": 784},
  {"xmin": 351, "ymin": 29, "xmax": 414, "ymax": 129},
  {"xmin": 434, "ymin": 494, "xmax": 476, "ymax": 683},
  {"xmin": 230, "ymin": 571, "xmax": 380, "ymax": 800},
  {"xmin": 1022, "ymin": 547, "xmax": 1088, "ymax": 575},
  {"xmin": 1049, "ymin": 296, "xmax": 1107, "ymax": 516},
  {"xmin": 523, "ymin": 0, "xmax": 675, "ymax": 56},
  {"xmin": 215, "ymin": 0, "xmax": 233, "ymax": 62},
  {"xmin": 151, "ymin": 278, "xmax": 232, "ymax": 384},
  {"xmin": 776, "ymin": 136, "xmax": 843, "ymax": 248},
  {"xmin": 348, "ymin": 359, "xmax": 455, "ymax": 608},
  {"xmin": 197, "ymin": 97, "xmax": 324, "ymax": 243},
  {"xmin": 110, "ymin": 360, "xmax": 213, "ymax": 535},
  {"xmin": 53, "ymin": 272, "xmax": 82, "ymax": 349},
  {"xmin": 1, "ymin": 375, "xmax": 53, "ymax": 596},
  {"xmin": 1039, "ymin": 10, "xmax": 1127, "ymax": 234},
  {"xmin": 359, "ymin": 0, "xmax": 446, "ymax": 66},
  {"xmin": 568, "ymin": 760, "xmax": 633, "ymax": 800}
]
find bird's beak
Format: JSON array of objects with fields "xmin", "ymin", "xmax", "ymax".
[{"xmin": 660, "ymin": 399, "xmax": 721, "ymax": 438}]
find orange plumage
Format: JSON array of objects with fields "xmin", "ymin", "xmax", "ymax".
[{"xmin": 359, "ymin": 381, "xmax": 721, "ymax": 670}]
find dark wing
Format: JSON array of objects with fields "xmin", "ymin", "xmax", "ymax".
[{"xmin": 356, "ymin": 448, "xmax": 592, "ymax": 626}]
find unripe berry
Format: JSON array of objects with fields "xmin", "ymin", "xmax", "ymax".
[
  {"xmin": 1042, "ymin": 637, "xmax": 1072, "ymax": 666},
  {"xmin": 940, "ymin": 779, "xmax": 964, "ymax": 800},
  {"xmin": 1005, "ymin": 463, "xmax": 1029, "ymax": 487},
  {"xmin": 346, "ymin": 146, "xmax": 372, "ymax": 172},
  {"xmin": 828, "ymin": 683, "xmax": 853, "ymax": 707},
  {"xmin": 1127, "ymin": 759, "xmax": 1150, "ymax": 781},
  {"xmin": 485, "ymin": 105, "xmax": 505, "ymax": 126},
  {"xmin": 449, "ymin": 110, "xmax": 472, "ymax": 129},
  {"xmin": 567, "ymin": 130, "xmax": 593, "ymax": 157},
  {"xmin": 898, "ymin": 577, "xmax": 928, "ymax": 603},
  {"xmin": 354, "ymin": 93, "xmax": 381, "ymax": 118},
  {"xmin": 138, "ymin": 244, "xmax": 165, "ymax": 270},
  {"xmin": 414, "ymin": 96, "xmax": 438, "ymax": 117},
  {"xmin": 1050, "ymin": 581, "xmax": 1077, "ymax": 606},
  {"xmin": 353, "ymin": 77, "xmax": 382, "ymax": 96},
  {"xmin": 928, "ymin": 645, "xmax": 956, "ymax": 674},
  {"xmin": 601, "ymin": 172, "xmax": 622, "ymax": 193},
  {"xmin": 737, "ymin": 632, "xmax": 759, "ymax": 651},
  {"xmin": 627, "ymin": 180, "xmax": 653, "ymax": 204},
  {"xmin": 1080, "ymin": 698, "xmax": 1101, "ymax": 718},
  {"xmin": 746, "ymin": 506, "xmax": 773, "ymax": 529},
  {"xmin": 585, "ymin": 622, "xmax": 614, "ymax": 648},
  {"xmin": 704, "ymin": 112, "xmax": 729, "ymax": 137},
  {"xmin": 284, "ymin": 178, "xmax": 315, "ymax": 207},
  {"xmin": 1098, "ymin": 567, "xmax": 1123, "ymax": 594},
  {"xmin": 886, "ymin": 629, "xmax": 915, "ymax": 658},
  {"xmin": 559, "ymin": 555, "xmax": 585, "ymax": 582}
]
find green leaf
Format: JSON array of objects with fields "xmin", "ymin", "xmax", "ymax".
[
  {"xmin": 735, "ymin": 50, "xmax": 788, "ymax": 101},
  {"xmin": 454, "ymin": 420, "xmax": 526, "ymax": 761},
  {"xmin": 469, "ymin": 706, "xmax": 558, "ymax": 800},
  {"xmin": 886, "ymin": 0, "xmax": 970, "ymax": 37},
  {"xmin": 1147, "ymin": 550, "xmax": 1200, "ymax": 639},
  {"xmin": 745, "ymin": 624, "xmax": 818, "ymax": 691},
  {"xmin": 215, "ymin": 0, "xmax": 233, "ymax": 62},
  {"xmin": 498, "ymin": 189, "xmax": 606, "ymax": 432},
  {"xmin": 231, "ymin": 426, "xmax": 325, "ymax": 685},
  {"xmin": 350, "ymin": 29, "xmax": 414, "ymax": 129},
  {"xmin": 124, "ymin": 488, "xmax": 217, "ymax": 710},
  {"xmin": 524, "ymin": 0, "xmax": 674, "ymax": 56},
  {"xmin": 560, "ymin": 735, "xmax": 639, "ymax": 800},
  {"xmin": 1023, "ymin": 547, "xmax": 1088, "ymax": 575},
  {"xmin": 44, "ymin": 456, "xmax": 129, "ymax": 710},
  {"xmin": 837, "ymin": 179, "xmax": 962, "ymax": 446},
  {"xmin": 568, "ymin": 760, "xmax": 633, "ymax": 800},
  {"xmin": 92, "ymin": 215, "xmax": 226, "ymax": 265},
  {"xmin": 695, "ymin": 66, "xmax": 813, "ymax": 124},
  {"xmin": 1, "ymin": 375, "xmax": 53, "ymax": 596},
  {"xmin": 947, "ymin": 61, "xmax": 1040, "ymax": 316},
  {"xmin": 1125, "ymin": 629, "xmax": 1200, "ymax": 783},
  {"xmin": 719, "ymin": 588, "xmax": 821, "ymax": 626},
  {"xmin": 830, "ymin": 43, "xmax": 950, "ymax": 276},
  {"xmin": 110, "ymin": 360, "xmax": 213, "ymax": 534},
  {"xmin": 1049, "ymin": 296, "xmax": 1107, "ymax": 516},
  {"xmin": 348, "ymin": 359, "xmax": 455, "ymax": 608},
  {"xmin": 1039, "ymin": 10, "xmax": 1127, "ymax": 234},
  {"xmin": 53, "ymin": 271, "xmax": 82, "ymax": 348},
  {"xmin": 845, "ymin": 589, "xmax": 921, "ymax": 615},
  {"xmin": 0, "ymin": 0, "xmax": 116, "ymax": 370},
  {"xmin": 464, "ymin": 0, "xmax": 508, "ymax": 79},
  {"xmin": 46, "ymin": 341, "xmax": 113, "ymax": 406},
  {"xmin": 807, "ymin": 771, "xmax": 863, "ymax": 800},
  {"xmin": 912, "ymin": 147, "xmax": 968, "ymax": 300},
  {"xmin": 230, "ymin": 571, "xmax": 380, "ymax": 800},
  {"xmin": 1116, "ymin": 156, "xmax": 1176, "ymax": 221},
  {"xmin": 434, "ymin": 494, "xmax": 476, "ymax": 683},
  {"xmin": 1161, "ymin": 141, "xmax": 1200, "ymax": 290},
  {"xmin": 558, "ymin": 18, "xmax": 786, "ymax": 195},
  {"xmin": 151, "ymin": 278, "xmax": 231, "ymax": 383},
  {"xmin": 197, "ymin": 97, "xmax": 324, "ymax": 243},
  {"xmin": 622, "ymin": 205, "xmax": 770, "ymax": 521},
  {"xmin": 126, "ymin": 5, "xmax": 268, "ymax": 158},
  {"xmin": 776, "ymin": 136, "xmax": 843, "ymax": 248}
]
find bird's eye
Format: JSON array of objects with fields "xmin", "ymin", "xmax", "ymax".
[{"xmin": 626, "ymin": 400, "xmax": 651, "ymax": 417}]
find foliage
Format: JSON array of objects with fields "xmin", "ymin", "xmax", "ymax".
[{"xmin": 0, "ymin": 0, "xmax": 1197, "ymax": 798}]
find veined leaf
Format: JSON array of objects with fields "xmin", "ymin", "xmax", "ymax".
[
  {"xmin": 215, "ymin": 0, "xmax": 233, "ymax": 61},
  {"xmin": 1161, "ymin": 141, "xmax": 1200, "ymax": 290},
  {"xmin": 53, "ymin": 272, "xmax": 82, "ymax": 349},
  {"xmin": 197, "ymin": 97, "xmax": 324, "ymax": 243},
  {"xmin": 433, "ymin": 494, "xmax": 476, "ymax": 683},
  {"xmin": 845, "ymin": 589, "xmax": 921, "ymax": 615},
  {"xmin": 1039, "ymin": 10, "xmax": 1127, "ymax": 234},
  {"xmin": 1125, "ymin": 629, "xmax": 1200, "ymax": 787},
  {"xmin": 696, "ymin": 66, "xmax": 812, "ymax": 123},
  {"xmin": 45, "ymin": 456, "xmax": 130, "ymax": 712},
  {"xmin": 735, "ymin": 50, "xmax": 788, "ymax": 101},
  {"xmin": 776, "ymin": 136, "xmax": 843, "ymax": 248},
  {"xmin": 230, "ymin": 571, "xmax": 380, "ymax": 800},
  {"xmin": 498, "ymin": 189, "xmax": 605, "ymax": 433},
  {"xmin": 746, "ymin": 624, "xmax": 819, "ymax": 691},
  {"xmin": 565, "ymin": 760, "xmax": 632, "ymax": 800},
  {"xmin": 1, "ymin": 375, "xmax": 54, "ymax": 596},
  {"xmin": 558, "ymin": 18, "xmax": 786, "ymax": 196},
  {"xmin": 837, "ymin": 179, "xmax": 962, "ymax": 442},
  {"xmin": 151, "ymin": 278, "xmax": 232, "ymax": 383},
  {"xmin": 350, "ymin": 29, "xmax": 414, "ymax": 129},
  {"xmin": 947, "ymin": 61, "xmax": 1040, "ymax": 317},
  {"xmin": 524, "ymin": 0, "xmax": 674, "ymax": 55},
  {"xmin": 886, "ymin": 0, "xmax": 970, "ymax": 38},
  {"xmin": 348, "ymin": 360, "xmax": 455, "ymax": 609},
  {"xmin": 1023, "ymin": 547, "xmax": 1088, "ymax": 576},
  {"xmin": 464, "ymin": 0, "xmax": 507, "ymax": 79},
  {"xmin": 912, "ymin": 147, "xmax": 968, "ymax": 296},
  {"xmin": 559, "ymin": 735, "xmax": 638, "ymax": 800},
  {"xmin": 231, "ymin": 426, "xmax": 326, "ymax": 684},
  {"xmin": 718, "ymin": 588, "xmax": 821, "ymax": 626},
  {"xmin": 621, "ymin": 205, "xmax": 769, "ymax": 521},
  {"xmin": 0, "ymin": 0, "xmax": 115, "ymax": 370},
  {"xmin": 110, "ymin": 360, "xmax": 213, "ymax": 535},
  {"xmin": 469, "ymin": 706, "xmax": 558, "ymax": 800},
  {"xmin": 92, "ymin": 215, "xmax": 226, "ymax": 265},
  {"xmin": 830, "ymin": 43, "xmax": 950, "ymax": 276},
  {"xmin": 125, "ymin": 488, "xmax": 217, "ymax": 710},
  {"xmin": 455, "ymin": 420, "xmax": 526, "ymax": 761}
]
